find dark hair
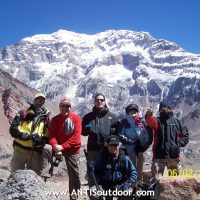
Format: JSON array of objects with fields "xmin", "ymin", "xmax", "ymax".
[
  {"xmin": 159, "ymin": 101, "xmax": 171, "ymax": 111},
  {"xmin": 94, "ymin": 93, "xmax": 105, "ymax": 100}
]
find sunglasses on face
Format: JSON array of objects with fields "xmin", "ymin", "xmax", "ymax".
[
  {"xmin": 95, "ymin": 98, "xmax": 105, "ymax": 102},
  {"xmin": 60, "ymin": 104, "xmax": 71, "ymax": 108}
]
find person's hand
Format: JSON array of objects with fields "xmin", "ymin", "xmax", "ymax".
[
  {"xmin": 84, "ymin": 123, "xmax": 91, "ymax": 130},
  {"xmin": 55, "ymin": 150, "xmax": 62, "ymax": 158},
  {"xmin": 127, "ymin": 139, "xmax": 136, "ymax": 144},
  {"xmin": 121, "ymin": 181, "xmax": 131, "ymax": 190},
  {"xmin": 32, "ymin": 134, "xmax": 43, "ymax": 145},
  {"xmin": 20, "ymin": 132, "xmax": 31, "ymax": 141},
  {"xmin": 54, "ymin": 145, "xmax": 63, "ymax": 154},
  {"xmin": 145, "ymin": 105, "xmax": 153, "ymax": 119}
]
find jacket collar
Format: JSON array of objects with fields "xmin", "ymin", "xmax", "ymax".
[{"xmin": 92, "ymin": 106, "xmax": 109, "ymax": 117}]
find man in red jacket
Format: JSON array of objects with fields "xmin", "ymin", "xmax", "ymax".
[{"xmin": 49, "ymin": 98, "xmax": 82, "ymax": 200}]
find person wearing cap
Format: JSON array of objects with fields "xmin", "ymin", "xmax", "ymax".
[
  {"xmin": 93, "ymin": 135, "xmax": 137, "ymax": 200},
  {"xmin": 10, "ymin": 92, "xmax": 50, "ymax": 175},
  {"xmin": 118, "ymin": 103, "xmax": 153, "ymax": 181},
  {"xmin": 145, "ymin": 101, "xmax": 189, "ymax": 178},
  {"xmin": 48, "ymin": 97, "xmax": 81, "ymax": 200}
]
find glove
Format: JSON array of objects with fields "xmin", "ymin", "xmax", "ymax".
[
  {"xmin": 84, "ymin": 123, "xmax": 92, "ymax": 130},
  {"xmin": 32, "ymin": 134, "xmax": 43, "ymax": 145},
  {"xmin": 121, "ymin": 181, "xmax": 131, "ymax": 190},
  {"xmin": 19, "ymin": 132, "xmax": 31, "ymax": 141},
  {"xmin": 127, "ymin": 139, "xmax": 136, "ymax": 144}
]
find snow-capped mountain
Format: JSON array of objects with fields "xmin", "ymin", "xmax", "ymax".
[{"xmin": 0, "ymin": 29, "xmax": 200, "ymax": 124}]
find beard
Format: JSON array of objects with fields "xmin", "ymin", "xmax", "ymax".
[{"xmin": 159, "ymin": 111, "xmax": 171, "ymax": 122}]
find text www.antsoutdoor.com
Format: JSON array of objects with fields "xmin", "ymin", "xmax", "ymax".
[{"xmin": 45, "ymin": 190, "xmax": 69, "ymax": 196}]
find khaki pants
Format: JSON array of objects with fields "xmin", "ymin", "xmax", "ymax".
[
  {"xmin": 151, "ymin": 158, "xmax": 181, "ymax": 179},
  {"xmin": 11, "ymin": 144, "xmax": 52, "ymax": 177},
  {"xmin": 129, "ymin": 152, "xmax": 144, "ymax": 181},
  {"xmin": 40, "ymin": 144, "xmax": 53, "ymax": 178},
  {"xmin": 62, "ymin": 151, "xmax": 81, "ymax": 200},
  {"xmin": 151, "ymin": 159, "xmax": 181, "ymax": 200},
  {"xmin": 11, "ymin": 147, "xmax": 42, "ymax": 175},
  {"xmin": 40, "ymin": 144, "xmax": 81, "ymax": 200}
]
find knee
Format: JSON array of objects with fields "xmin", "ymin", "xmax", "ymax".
[{"xmin": 43, "ymin": 144, "xmax": 52, "ymax": 154}]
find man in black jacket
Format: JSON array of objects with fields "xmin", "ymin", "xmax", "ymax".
[
  {"xmin": 82, "ymin": 93, "xmax": 119, "ymax": 199},
  {"xmin": 82, "ymin": 93, "xmax": 119, "ymax": 160},
  {"xmin": 145, "ymin": 101, "xmax": 189, "ymax": 178}
]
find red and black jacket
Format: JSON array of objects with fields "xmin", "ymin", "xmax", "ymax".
[{"xmin": 146, "ymin": 116, "xmax": 189, "ymax": 160}]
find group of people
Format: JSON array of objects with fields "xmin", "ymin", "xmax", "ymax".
[{"xmin": 9, "ymin": 92, "xmax": 189, "ymax": 200}]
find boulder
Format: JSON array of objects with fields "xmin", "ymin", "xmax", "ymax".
[{"xmin": 0, "ymin": 170, "xmax": 57, "ymax": 200}]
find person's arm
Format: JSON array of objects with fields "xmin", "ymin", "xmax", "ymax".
[
  {"xmin": 10, "ymin": 112, "xmax": 22, "ymax": 138},
  {"xmin": 40, "ymin": 113, "xmax": 51, "ymax": 144},
  {"xmin": 61, "ymin": 115, "xmax": 82, "ymax": 150},
  {"xmin": 178, "ymin": 120, "xmax": 189, "ymax": 147},
  {"xmin": 110, "ymin": 115, "xmax": 120, "ymax": 135},
  {"xmin": 118, "ymin": 119, "xmax": 136, "ymax": 144},
  {"xmin": 9, "ymin": 111, "xmax": 31, "ymax": 141},
  {"xmin": 140, "ymin": 118, "xmax": 153, "ymax": 147},
  {"xmin": 124, "ymin": 156, "xmax": 137, "ymax": 184},
  {"xmin": 146, "ymin": 126, "xmax": 153, "ymax": 146},
  {"xmin": 82, "ymin": 114, "xmax": 93, "ymax": 136},
  {"xmin": 48, "ymin": 117, "xmax": 58, "ymax": 148},
  {"xmin": 145, "ymin": 107, "xmax": 158, "ymax": 131}
]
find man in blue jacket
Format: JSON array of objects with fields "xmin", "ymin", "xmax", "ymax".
[{"xmin": 93, "ymin": 135, "xmax": 137, "ymax": 200}]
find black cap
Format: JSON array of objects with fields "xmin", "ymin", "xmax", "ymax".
[
  {"xmin": 159, "ymin": 101, "xmax": 171, "ymax": 111},
  {"xmin": 107, "ymin": 135, "xmax": 120, "ymax": 145},
  {"xmin": 125, "ymin": 103, "xmax": 139, "ymax": 114}
]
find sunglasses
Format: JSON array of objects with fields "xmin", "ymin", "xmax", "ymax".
[
  {"xmin": 60, "ymin": 104, "xmax": 71, "ymax": 108},
  {"xmin": 95, "ymin": 99, "xmax": 105, "ymax": 102}
]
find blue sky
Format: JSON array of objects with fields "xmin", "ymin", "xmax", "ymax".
[{"xmin": 0, "ymin": 0, "xmax": 200, "ymax": 54}]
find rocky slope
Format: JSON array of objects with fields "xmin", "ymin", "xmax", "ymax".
[
  {"xmin": 0, "ymin": 68, "xmax": 58, "ymax": 153},
  {"xmin": 0, "ymin": 168, "xmax": 199, "ymax": 200}
]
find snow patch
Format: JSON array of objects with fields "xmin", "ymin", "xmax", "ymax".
[{"xmin": 89, "ymin": 64, "xmax": 133, "ymax": 84}]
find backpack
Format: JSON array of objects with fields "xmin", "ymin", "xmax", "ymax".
[{"xmin": 136, "ymin": 118, "xmax": 153, "ymax": 153}]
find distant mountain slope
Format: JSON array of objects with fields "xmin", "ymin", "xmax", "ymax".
[{"xmin": 0, "ymin": 29, "xmax": 199, "ymax": 137}]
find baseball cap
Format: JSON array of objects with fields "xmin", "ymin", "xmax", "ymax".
[
  {"xmin": 107, "ymin": 135, "xmax": 120, "ymax": 145},
  {"xmin": 59, "ymin": 98, "xmax": 71, "ymax": 106},
  {"xmin": 125, "ymin": 103, "xmax": 139, "ymax": 114},
  {"xmin": 34, "ymin": 93, "xmax": 46, "ymax": 100}
]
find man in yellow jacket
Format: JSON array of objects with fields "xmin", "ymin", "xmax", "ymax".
[{"xmin": 10, "ymin": 93, "xmax": 50, "ymax": 175}]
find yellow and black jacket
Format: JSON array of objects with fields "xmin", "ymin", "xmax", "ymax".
[{"xmin": 10, "ymin": 104, "xmax": 50, "ymax": 151}]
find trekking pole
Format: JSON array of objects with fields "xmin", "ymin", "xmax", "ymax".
[{"xmin": 84, "ymin": 149, "xmax": 104, "ymax": 200}]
